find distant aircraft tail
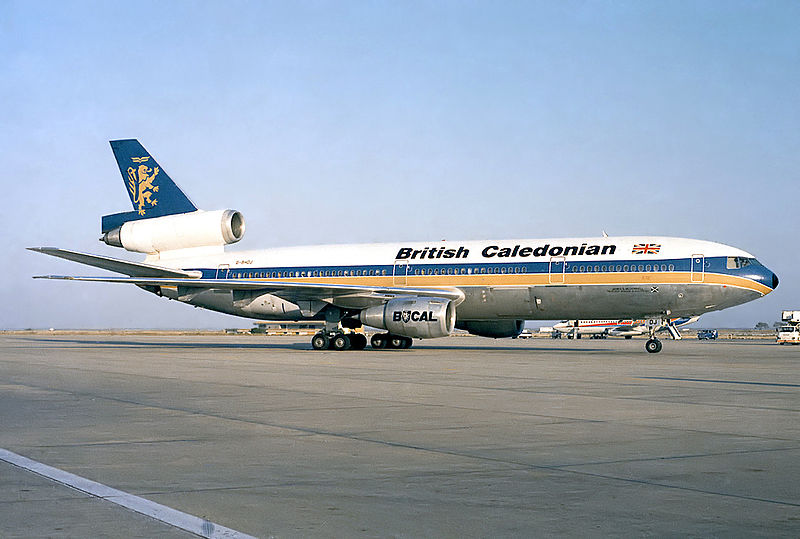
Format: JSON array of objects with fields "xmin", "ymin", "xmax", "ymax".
[{"xmin": 101, "ymin": 139, "xmax": 197, "ymax": 233}]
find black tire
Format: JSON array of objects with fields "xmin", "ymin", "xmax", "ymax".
[
  {"xmin": 625, "ymin": 336, "xmax": 633, "ymax": 340},
  {"xmin": 389, "ymin": 336, "xmax": 406, "ymax": 349},
  {"xmin": 402, "ymin": 337, "xmax": 413, "ymax": 349},
  {"xmin": 331, "ymin": 334, "xmax": 351, "ymax": 351},
  {"xmin": 371, "ymin": 334, "xmax": 387, "ymax": 349},
  {"xmin": 350, "ymin": 333, "xmax": 367, "ymax": 350},
  {"xmin": 311, "ymin": 333, "xmax": 329, "ymax": 350},
  {"xmin": 645, "ymin": 338, "xmax": 662, "ymax": 354}
]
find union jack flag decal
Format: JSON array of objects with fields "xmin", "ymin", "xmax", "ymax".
[{"xmin": 632, "ymin": 243, "xmax": 661, "ymax": 254}]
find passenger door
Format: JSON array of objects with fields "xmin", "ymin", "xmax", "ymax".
[
  {"xmin": 215, "ymin": 264, "xmax": 230, "ymax": 279},
  {"xmin": 691, "ymin": 254, "xmax": 704, "ymax": 282},
  {"xmin": 393, "ymin": 259, "xmax": 409, "ymax": 286},
  {"xmin": 549, "ymin": 256, "xmax": 565, "ymax": 284}
]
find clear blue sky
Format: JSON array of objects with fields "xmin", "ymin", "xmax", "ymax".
[{"xmin": 2, "ymin": 1, "xmax": 798, "ymax": 329}]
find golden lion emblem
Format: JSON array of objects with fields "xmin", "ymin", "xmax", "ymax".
[{"xmin": 127, "ymin": 157, "xmax": 160, "ymax": 215}]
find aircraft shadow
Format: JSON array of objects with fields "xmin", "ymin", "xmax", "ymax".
[{"xmin": 18, "ymin": 337, "xmax": 608, "ymax": 353}]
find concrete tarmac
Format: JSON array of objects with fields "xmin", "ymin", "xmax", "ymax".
[{"xmin": 0, "ymin": 334, "xmax": 798, "ymax": 538}]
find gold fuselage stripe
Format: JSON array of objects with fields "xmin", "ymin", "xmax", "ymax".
[{"xmin": 214, "ymin": 271, "xmax": 769, "ymax": 296}]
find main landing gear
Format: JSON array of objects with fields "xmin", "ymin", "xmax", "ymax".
[
  {"xmin": 370, "ymin": 333, "xmax": 413, "ymax": 349},
  {"xmin": 311, "ymin": 306, "xmax": 415, "ymax": 351},
  {"xmin": 311, "ymin": 331, "xmax": 368, "ymax": 351},
  {"xmin": 310, "ymin": 331, "xmax": 411, "ymax": 351}
]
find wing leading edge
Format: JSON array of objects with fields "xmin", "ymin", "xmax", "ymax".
[{"xmin": 30, "ymin": 248, "xmax": 465, "ymax": 310}]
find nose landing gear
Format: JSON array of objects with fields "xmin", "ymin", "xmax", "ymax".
[
  {"xmin": 645, "ymin": 338, "xmax": 662, "ymax": 354},
  {"xmin": 643, "ymin": 316, "xmax": 680, "ymax": 353}
]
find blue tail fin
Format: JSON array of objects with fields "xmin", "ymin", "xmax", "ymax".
[{"xmin": 101, "ymin": 139, "xmax": 197, "ymax": 233}]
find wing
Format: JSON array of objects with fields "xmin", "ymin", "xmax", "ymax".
[
  {"xmin": 32, "ymin": 275, "xmax": 465, "ymax": 309},
  {"xmin": 30, "ymin": 247, "xmax": 464, "ymax": 310}
]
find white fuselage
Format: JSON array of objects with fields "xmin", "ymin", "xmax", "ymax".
[{"xmin": 146, "ymin": 235, "xmax": 775, "ymax": 323}]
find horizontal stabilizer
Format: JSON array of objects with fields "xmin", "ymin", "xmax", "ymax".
[{"xmin": 27, "ymin": 247, "xmax": 200, "ymax": 278}]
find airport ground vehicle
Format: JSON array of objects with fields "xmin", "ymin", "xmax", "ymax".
[
  {"xmin": 31, "ymin": 139, "xmax": 779, "ymax": 354},
  {"xmin": 697, "ymin": 329, "xmax": 718, "ymax": 340},
  {"xmin": 777, "ymin": 311, "xmax": 800, "ymax": 344}
]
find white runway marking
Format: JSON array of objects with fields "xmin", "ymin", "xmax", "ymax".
[{"xmin": 0, "ymin": 448, "xmax": 257, "ymax": 539}]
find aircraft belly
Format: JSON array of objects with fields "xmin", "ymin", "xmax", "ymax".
[
  {"xmin": 456, "ymin": 283, "xmax": 761, "ymax": 320},
  {"xmin": 172, "ymin": 282, "xmax": 760, "ymax": 323}
]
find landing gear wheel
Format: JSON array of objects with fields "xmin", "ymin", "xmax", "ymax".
[
  {"xmin": 645, "ymin": 338, "xmax": 662, "ymax": 354},
  {"xmin": 331, "ymin": 333, "xmax": 351, "ymax": 351},
  {"xmin": 350, "ymin": 333, "xmax": 367, "ymax": 350},
  {"xmin": 370, "ymin": 333, "xmax": 387, "ymax": 349},
  {"xmin": 389, "ymin": 336, "xmax": 406, "ymax": 349},
  {"xmin": 311, "ymin": 333, "xmax": 329, "ymax": 350},
  {"xmin": 401, "ymin": 337, "xmax": 413, "ymax": 349}
]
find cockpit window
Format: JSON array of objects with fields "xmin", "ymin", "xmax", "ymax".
[{"xmin": 727, "ymin": 257, "xmax": 753, "ymax": 269}]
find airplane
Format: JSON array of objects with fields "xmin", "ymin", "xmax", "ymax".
[
  {"xmin": 552, "ymin": 317, "xmax": 699, "ymax": 339},
  {"xmin": 30, "ymin": 139, "xmax": 779, "ymax": 354}
]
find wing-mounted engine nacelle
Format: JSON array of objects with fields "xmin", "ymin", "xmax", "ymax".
[
  {"xmin": 103, "ymin": 209, "xmax": 245, "ymax": 253},
  {"xmin": 360, "ymin": 297, "xmax": 456, "ymax": 339},
  {"xmin": 456, "ymin": 320, "xmax": 524, "ymax": 338}
]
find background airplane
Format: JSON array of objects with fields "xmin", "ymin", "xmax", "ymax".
[{"xmin": 552, "ymin": 317, "xmax": 700, "ymax": 339}]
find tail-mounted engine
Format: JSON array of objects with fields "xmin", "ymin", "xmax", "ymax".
[
  {"xmin": 102, "ymin": 209, "xmax": 245, "ymax": 254},
  {"xmin": 360, "ymin": 297, "xmax": 456, "ymax": 339}
]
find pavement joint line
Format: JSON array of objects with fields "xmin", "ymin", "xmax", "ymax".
[
  {"xmin": 0, "ymin": 448, "xmax": 257, "ymax": 539},
  {"xmin": 637, "ymin": 376, "xmax": 800, "ymax": 388}
]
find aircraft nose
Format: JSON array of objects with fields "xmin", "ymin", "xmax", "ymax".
[{"xmin": 772, "ymin": 272, "xmax": 779, "ymax": 290}]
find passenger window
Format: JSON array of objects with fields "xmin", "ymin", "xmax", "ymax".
[
  {"xmin": 668, "ymin": 264, "xmax": 674, "ymax": 271},
  {"xmin": 623, "ymin": 265, "xmax": 628, "ymax": 271},
  {"xmin": 645, "ymin": 265, "xmax": 651, "ymax": 272},
  {"xmin": 593, "ymin": 265, "xmax": 599, "ymax": 272}
]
